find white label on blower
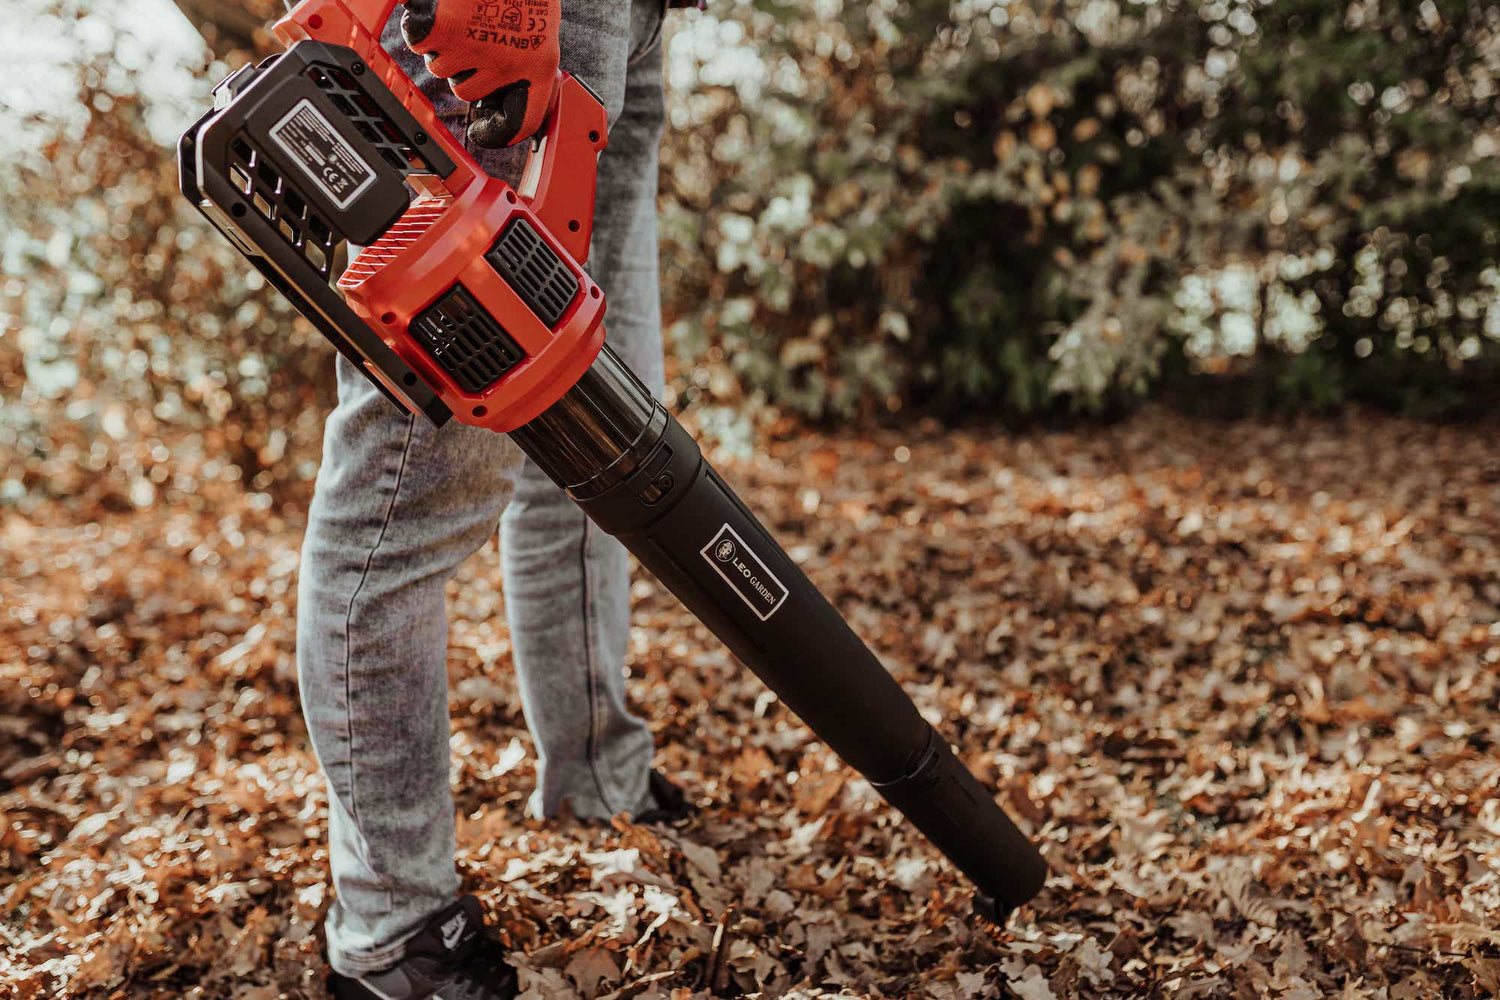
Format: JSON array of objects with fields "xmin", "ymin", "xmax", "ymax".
[
  {"xmin": 701, "ymin": 524, "xmax": 789, "ymax": 621},
  {"xmin": 268, "ymin": 98, "xmax": 376, "ymax": 210}
]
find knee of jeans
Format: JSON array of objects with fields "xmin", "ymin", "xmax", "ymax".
[
  {"xmin": 304, "ymin": 482, "xmax": 510, "ymax": 593},
  {"xmin": 297, "ymin": 526, "xmax": 387, "ymax": 612},
  {"xmin": 501, "ymin": 462, "xmax": 577, "ymax": 519},
  {"xmin": 501, "ymin": 513, "xmax": 592, "ymax": 576}
]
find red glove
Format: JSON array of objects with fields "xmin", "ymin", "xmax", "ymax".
[{"xmin": 401, "ymin": 0, "xmax": 561, "ymax": 149}]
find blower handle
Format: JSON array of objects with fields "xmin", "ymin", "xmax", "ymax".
[{"xmin": 272, "ymin": 0, "xmax": 604, "ymax": 262}]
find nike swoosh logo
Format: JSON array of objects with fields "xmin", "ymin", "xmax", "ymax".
[{"xmin": 442, "ymin": 922, "xmax": 465, "ymax": 950}]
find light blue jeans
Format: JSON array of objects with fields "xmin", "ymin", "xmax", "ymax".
[{"xmin": 295, "ymin": 0, "xmax": 669, "ymax": 975}]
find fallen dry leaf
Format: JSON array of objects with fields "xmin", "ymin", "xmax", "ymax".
[{"xmin": 3, "ymin": 409, "xmax": 1498, "ymax": 997}]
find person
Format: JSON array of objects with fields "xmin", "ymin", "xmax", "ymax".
[{"xmin": 293, "ymin": 0, "xmax": 690, "ymax": 996}]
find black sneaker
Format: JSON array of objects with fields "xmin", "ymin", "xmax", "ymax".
[
  {"xmin": 632, "ymin": 769, "xmax": 695, "ymax": 825},
  {"xmin": 330, "ymin": 896, "xmax": 519, "ymax": 1000}
]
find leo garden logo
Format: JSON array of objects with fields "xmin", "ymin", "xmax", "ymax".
[{"xmin": 700, "ymin": 524, "xmax": 788, "ymax": 621}]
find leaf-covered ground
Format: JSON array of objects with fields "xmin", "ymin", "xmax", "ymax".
[{"xmin": 3, "ymin": 409, "xmax": 1498, "ymax": 999}]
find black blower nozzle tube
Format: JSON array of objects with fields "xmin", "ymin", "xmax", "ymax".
[{"xmin": 510, "ymin": 347, "xmax": 1047, "ymax": 919}]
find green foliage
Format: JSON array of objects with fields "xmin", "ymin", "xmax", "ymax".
[
  {"xmin": 5, "ymin": 0, "xmax": 1496, "ymax": 493},
  {"xmin": 658, "ymin": 0, "xmax": 1500, "ymax": 420}
]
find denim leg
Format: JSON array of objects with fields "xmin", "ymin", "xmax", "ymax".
[
  {"xmin": 299, "ymin": 361, "xmax": 523, "ymax": 976},
  {"xmin": 501, "ymin": 3, "xmax": 668, "ymax": 821},
  {"xmin": 300, "ymin": 0, "xmax": 669, "ymax": 976}
]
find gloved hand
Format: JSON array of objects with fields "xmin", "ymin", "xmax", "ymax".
[{"xmin": 401, "ymin": 0, "xmax": 561, "ymax": 149}]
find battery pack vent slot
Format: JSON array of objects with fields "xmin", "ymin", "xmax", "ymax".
[
  {"xmin": 303, "ymin": 64, "xmax": 430, "ymax": 175},
  {"xmin": 485, "ymin": 219, "xmax": 579, "ymax": 329},
  {"xmin": 226, "ymin": 131, "xmax": 336, "ymax": 277},
  {"xmin": 411, "ymin": 285, "xmax": 526, "ymax": 394}
]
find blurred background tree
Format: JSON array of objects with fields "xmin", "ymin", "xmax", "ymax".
[
  {"xmin": 658, "ymin": 0, "xmax": 1500, "ymax": 423},
  {"xmin": 168, "ymin": 0, "xmax": 284, "ymax": 55},
  {"xmin": 3, "ymin": 0, "xmax": 1496, "ymax": 514},
  {"xmin": 2, "ymin": 0, "xmax": 319, "ymax": 513}
]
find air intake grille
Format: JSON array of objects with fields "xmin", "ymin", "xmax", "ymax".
[
  {"xmin": 411, "ymin": 285, "xmax": 525, "ymax": 393},
  {"xmin": 485, "ymin": 218, "xmax": 579, "ymax": 328}
]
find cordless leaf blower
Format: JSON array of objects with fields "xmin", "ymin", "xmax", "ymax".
[{"xmin": 178, "ymin": 0, "xmax": 1046, "ymax": 925}]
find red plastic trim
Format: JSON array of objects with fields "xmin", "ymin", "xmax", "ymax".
[{"xmin": 276, "ymin": 0, "xmax": 613, "ymax": 431}]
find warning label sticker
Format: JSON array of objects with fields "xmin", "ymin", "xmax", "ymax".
[
  {"xmin": 700, "ymin": 524, "xmax": 789, "ymax": 621},
  {"xmin": 267, "ymin": 98, "xmax": 376, "ymax": 210}
]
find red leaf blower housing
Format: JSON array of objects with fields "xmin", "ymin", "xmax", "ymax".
[{"xmin": 179, "ymin": 0, "xmax": 1046, "ymax": 925}]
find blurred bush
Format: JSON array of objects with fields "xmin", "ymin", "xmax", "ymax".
[
  {"xmin": 658, "ymin": 0, "xmax": 1500, "ymax": 420},
  {"xmin": 4, "ymin": 0, "xmax": 1496, "ymax": 514},
  {"xmin": 1, "ymin": 0, "xmax": 326, "ymax": 510}
]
